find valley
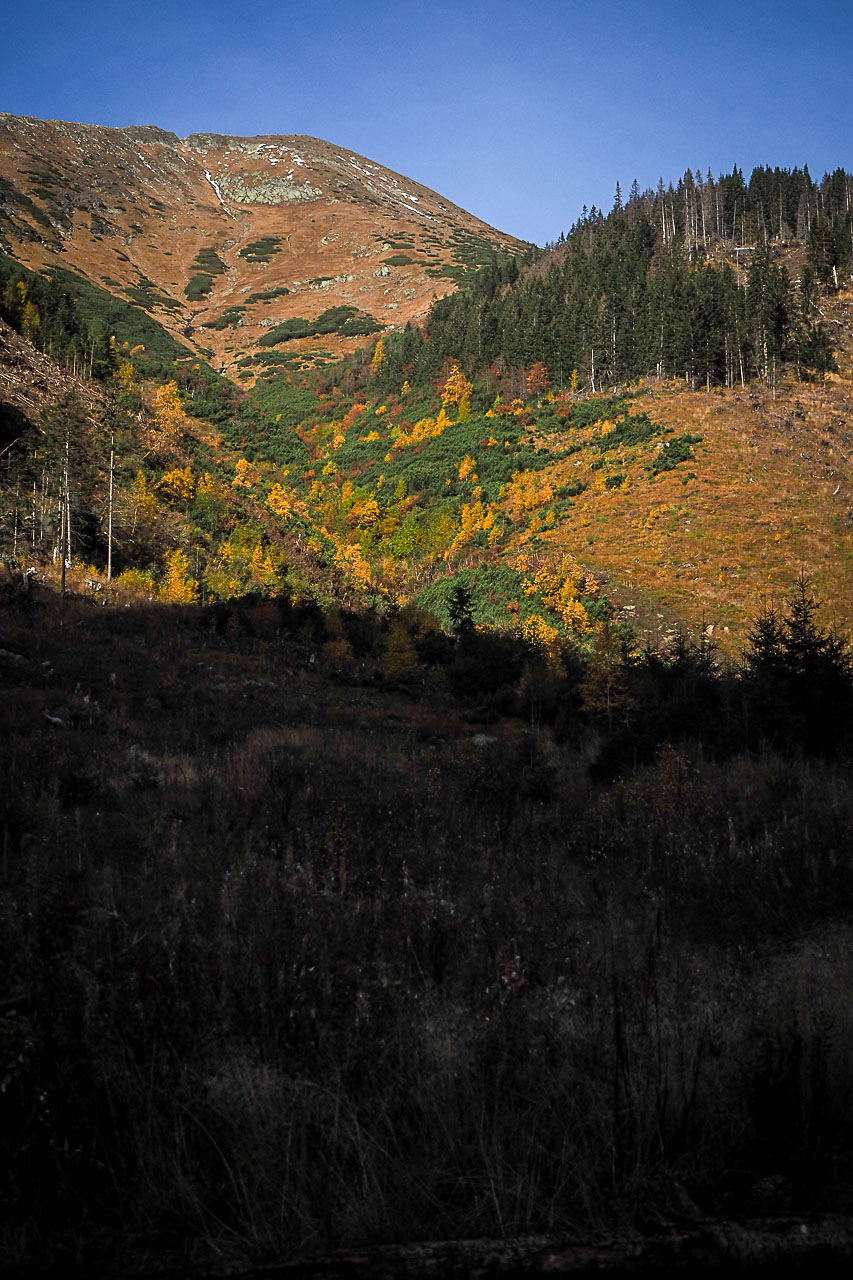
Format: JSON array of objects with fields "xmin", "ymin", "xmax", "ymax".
[{"xmin": 2, "ymin": 115, "xmax": 853, "ymax": 1276}]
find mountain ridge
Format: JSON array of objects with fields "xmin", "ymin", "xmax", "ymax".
[{"xmin": 0, "ymin": 113, "xmax": 526, "ymax": 376}]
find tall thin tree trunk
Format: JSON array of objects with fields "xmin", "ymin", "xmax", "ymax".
[
  {"xmin": 107, "ymin": 434, "xmax": 114, "ymax": 583},
  {"xmin": 62, "ymin": 429, "xmax": 71, "ymax": 592},
  {"xmin": 60, "ymin": 475, "xmax": 67, "ymax": 597}
]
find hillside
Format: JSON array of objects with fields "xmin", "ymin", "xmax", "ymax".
[
  {"xmin": 5, "ymin": 136, "xmax": 853, "ymax": 1277},
  {"xmin": 1, "ymin": 134, "xmax": 853, "ymax": 650},
  {"xmin": 0, "ymin": 114, "xmax": 525, "ymax": 378},
  {"xmin": 547, "ymin": 360, "xmax": 853, "ymax": 647}
]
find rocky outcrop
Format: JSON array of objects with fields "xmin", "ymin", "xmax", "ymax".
[{"xmin": 218, "ymin": 174, "xmax": 324, "ymax": 205}]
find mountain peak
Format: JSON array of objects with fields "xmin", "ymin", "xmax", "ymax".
[{"xmin": 0, "ymin": 113, "xmax": 525, "ymax": 376}]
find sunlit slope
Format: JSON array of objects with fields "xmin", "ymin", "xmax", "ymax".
[
  {"xmin": 0, "ymin": 114, "xmax": 525, "ymax": 377},
  {"xmin": 512, "ymin": 361, "xmax": 853, "ymax": 647}
]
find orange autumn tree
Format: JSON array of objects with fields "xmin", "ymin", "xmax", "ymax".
[
  {"xmin": 158, "ymin": 466, "xmax": 195, "ymax": 503},
  {"xmin": 150, "ymin": 380, "xmax": 186, "ymax": 451},
  {"xmin": 160, "ymin": 548, "xmax": 199, "ymax": 604},
  {"xmin": 525, "ymin": 361, "xmax": 550, "ymax": 403},
  {"xmin": 522, "ymin": 553, "xmax": 599, "ymax": 637},
  {"xmin": 371, "ymin": 338, "xmax": 386, "ymax": 378},
  {"xmin": 441, "ymin": 362, "xmax": 472, "ymax": 420}
]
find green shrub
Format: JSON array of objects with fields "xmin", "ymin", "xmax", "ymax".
[
  {"xmin": 258, "ymin": 317, "xmax": 311, "ymax": 345},
  {"xmin": 258, "ymin": 308, "xmax": 383, "ymax": 346},
  {"xmin": 567, "ymin": 395, "xmax": 631, "ymax": 429},
  {"xmin": 202, "ymin": 306, "xmax": 245, "ymax": 330},
  {"xmin": 189, "ymin": 247, "xmax": 226, "ymax": 275},
  {"xmin": 238, "ymin": 238, "xmax": 282, "ymax": 263},
  {"xmin": 339, "ymin": 311, "xmax": 382, "ymax": 337},
  {"xmin": 649, "ymin": 433, "xmax": 703, "ymax": 474},
  {"xmin": 185, "ymin": 273, "xmax": 215, "ymax": 302},
  {"xmin": 246, "ymin": 286, "xmax": 291, "ymax": 304},
  {"xmin": 594, "ymin": 412, "xmax": 661, "ymax": 451}
]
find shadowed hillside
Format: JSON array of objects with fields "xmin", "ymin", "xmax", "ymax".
[{"xmin": 1, "ymin": 576, "xmax": 853, "ymax": 1273}]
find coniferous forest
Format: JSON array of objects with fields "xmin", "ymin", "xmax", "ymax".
[
  {"xmin": 374, "ymin": 164, "xmax": 849, "ymax": 396},
  {"xmin": 2, "ymin": 159, "xmax": 853, "ymax": 1275}
]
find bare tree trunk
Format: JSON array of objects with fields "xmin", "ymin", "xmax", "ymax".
[
  {"xmin": 61, "ymin": 430, "xmax": 71, "ymax": 594},
  {"xmin": 107, "ymin": 435, "xmax": 114, "ymax": 583},
  {"xmin": 60, "ymin": 475, "xmax": 67, "ymax": 597}
]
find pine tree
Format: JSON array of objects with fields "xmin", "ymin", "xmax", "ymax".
[{"xmin": 742, "ymin": 574, "xmax": 851, "ymax": 754}]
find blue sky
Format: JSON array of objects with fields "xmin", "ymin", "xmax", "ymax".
[{"xmin": 4, "ymin": 0, "xmax": 852, "ymax": 246}]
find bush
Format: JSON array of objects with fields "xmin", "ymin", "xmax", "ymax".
[
  {"xmin": 184, "ymin": 273, "xmax": 215, "ymax": 302},
  {"xmin": 190, "ymin": 247, "xmax": 226, "ymax": 275},
  {"xmin": 649, "ymin": 432, "xmax": 703, "ymax": 474},
  {"xmin": 246, "ymin": 287, "xmax": 291, "ymax": 304},
  {"xmin": 238, "ymin": 238, "xmax": 282, "ymax": 263}
]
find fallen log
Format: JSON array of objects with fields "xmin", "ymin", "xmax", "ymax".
[{"xmin": 112, "ymin": 1214, "xmax": 853, "ymax": 1279}]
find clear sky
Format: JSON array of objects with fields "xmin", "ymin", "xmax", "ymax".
[{"xmin": 4, "ymin": 0, "xmax": 852, "ymax": 246}]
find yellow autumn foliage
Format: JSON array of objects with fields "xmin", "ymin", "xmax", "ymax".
[
  {"xmin": 160, "ymin": 549, "xmax": 199, "ymax": 604},
  {"xmin": 522, "ymin": 614, "xmax": 559, "ymax": 645},
  {"xmin": 266, "ymin": 483, "xmax": 301, "ymax": 520},
  {"xmin": 504, "ymin": 469, "xmax": 553, "ymax": 519},
  {"xmin": 158, "ymin": 466, "xmax": 195, "ymax": 503},
  {"xmin": 232, "ymin": 458, "xmax": 253, "ymax": 489},
  {"xmin": 128, "ymin": 470, "xmax": 159, "ymax": 535},
  {"xmin": 371, "ymin": 338, "xmax": 386, "ymax": 376},
  {"xmin": 151, "ymin": 380, "xmax": 186, "ymax": 444},
  {"xmin": 522, "ymin": 554, "xmax": 599, "ymax": 635},
  {"xmin": 441, "ymin": 362, "xmax": 472, "ymax": 411},
  {"xmin": 332, "ymin": 539, "xmax": 372, "ymax": 591}
]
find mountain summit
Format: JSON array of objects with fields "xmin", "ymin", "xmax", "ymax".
[{"xmin": 0, "ymin": 114, "xmax": 524, "ymax": 374}]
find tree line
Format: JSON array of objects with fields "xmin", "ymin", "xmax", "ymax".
[{"xmin": 365, "ymin": 164, "xmax": 849, "ymax": 399}]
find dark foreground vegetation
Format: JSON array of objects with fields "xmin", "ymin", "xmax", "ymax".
[{"xmin": 2, "ymin": 571, "xmax": 853, "ymax": 1274}]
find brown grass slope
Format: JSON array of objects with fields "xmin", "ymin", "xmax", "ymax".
[
  {"xmin": 0, "ymin": 114, "xmax": 525, "ymax": 376},
  {"xmin": 506, "ymin": 292, "xmax": 853, "ymax": 651}
]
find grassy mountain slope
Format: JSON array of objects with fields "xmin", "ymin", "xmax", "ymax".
[
  {"xmin": 2, "ymin": 128, "xmax": 853, "ymax": 651},
  {"xmin": 0, "ymin": 114, "xmax": 526, "ymax": 378},
  {"xmin": 519, "ymin": 357, "xmax": 853, "ymax": 647}
]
